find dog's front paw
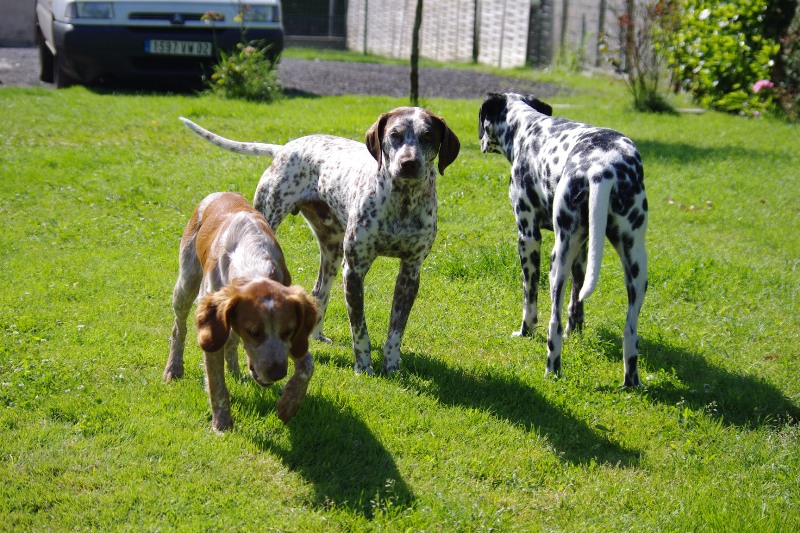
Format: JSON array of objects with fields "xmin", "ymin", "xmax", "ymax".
[
  {"xmin": 544, "ymin": 355, "xmax": 562, "ymax": 379},
  {"xmin": 565, "ymin": 317, "xmax": 584, "ymax": 337},
  {"xmin": 313, "ymin": 332, "xmax": 333, "ymax": 344},
  {"xmin": 354, "ymin": 362, "xmax": 375, "ymax": 377},
  {"xmin": 382, "ymin": 358, "xmax": 402, "ymax": 375},
  {"xmin": 211, "ymin": 411, "xmax": 233, "ymax": 433},
  {"xmin": 623, "ymin": 371, "xmax": 641, "ymax": 388},
  {"xmin": 163, "ymin": 365, "xmax": 183, "ymax": 381},
  {"xmin": 276, "ymin": 378, "xmax": 310, "ymax": 423},
  {"xmin": 512, "ymin": 321, "xmax": 537, "ymax": 338}
]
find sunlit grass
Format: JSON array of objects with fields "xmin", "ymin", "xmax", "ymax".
[{"xmin": 0, "ymin": 67, "xmax": 798, "ymax": 530}]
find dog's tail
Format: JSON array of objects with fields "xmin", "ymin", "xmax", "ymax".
[
  {"xmin": 179, "ymin": 117, "xmax": 282, "ymax": 157},
  {"xmin": 579, "ymin": 176, "xmax": 614, "ymax": 302}
]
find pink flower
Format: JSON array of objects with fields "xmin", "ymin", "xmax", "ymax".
[{"xmin": 752, "ymin": 79, "xmax": 774, "ymax": 93}]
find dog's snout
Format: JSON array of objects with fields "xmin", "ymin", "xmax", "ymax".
[
  {"xmin": 266, "ymin": 363, "xmax": 287, "ymax": 382},
  {"xmin": 399, "ymin": 158, "xmax": 421, "ymax": 174}
]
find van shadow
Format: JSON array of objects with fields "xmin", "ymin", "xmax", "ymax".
[
  {"xmin": 238, "ymin": 392, "xmax": 414, "ymax": 518},
  {"xmin": 596, "ymin": 328, "xmax": 800, "ymax": 428},
  {"xmin": 84, "ymin": 82, "xmax": 319, "ymax": 99},
  {"xmin": 403, "ymin": 352, "xmax": 641, "ymax": 468}
]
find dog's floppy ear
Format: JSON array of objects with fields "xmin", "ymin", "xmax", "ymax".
[
  {"xmin": 196, "ymin": 287, "xmax": 238, "ymax": 353},
  {"xmin": 432, "ymin": 115, "xmax": 460, "ymax": 175},
  {"xmin": 522, "ymin": 95, "xmax": 553, "ymax": 116},
  {"xmin": 479, "ymin": 93, "xmax": 507, "ymax": 138},
  {"xmin": 287, "ymin": 286, "xmax": 319, "ymax": 359},
  {"xmin": 365, "ymin": 112, "xmax": 390, "ymax": 171}
]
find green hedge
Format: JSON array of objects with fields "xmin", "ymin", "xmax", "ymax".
[{"xmin": 663, "ymin": 0, "xmax": 780, "ymax": 115}]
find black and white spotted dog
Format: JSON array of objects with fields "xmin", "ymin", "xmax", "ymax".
[
  {"xmin": 479, "ymin": 93, "xmax": 648, "ymax": 386},
  {"xmin": 181, "ymin": 108, "xmax": 460, "ymax": 376}
]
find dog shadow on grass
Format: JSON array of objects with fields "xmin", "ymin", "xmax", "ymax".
[
  {"xmin": 402, "ymin": 352, "xmax": 641, "ymax": 468},
  {"xmin": 239, "ymin": 392, "xmax": 415, "ymax": 519},
  {"xmin": 595, "ymin": 328, "xmax": 800, "ymax": 427},
  {"xmin": 636, "ymin": 139, "xmax": 779, "ymax": 165}
]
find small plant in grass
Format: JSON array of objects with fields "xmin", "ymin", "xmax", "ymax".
[
  {"xmin": 599, "ymin": 1, "xmax": 677, "ymax": 113},
  {"xmin": 204, "ymin": 42, "xmax": 283, "ymax": 103},
  {"xmin": 200, "ymin": 7, "xmax": 283, "ymax": 103}
]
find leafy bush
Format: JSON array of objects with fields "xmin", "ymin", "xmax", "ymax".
[
  {"xmin": 204, "ymin": 42, "xmax": 283, "ymax": 103},
  {"xmin": 777, "ymin": 4, "xmax": 800, "ymax": 119},
  {"xmin": 662, "ymin": 0, "xmax": 780, "ymax": 115}
]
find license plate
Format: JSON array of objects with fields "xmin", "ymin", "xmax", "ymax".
[{"xmin": 145, "ymin": 40, "xmax": 212, "ymax": 57}]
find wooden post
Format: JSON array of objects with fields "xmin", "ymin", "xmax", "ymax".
[
  {"xmin": 410, "ymin": 0, "xmax": 423, "ymax": 105},
  {"xmin": 363, "ymin": 0, "xmax": 369, "ymax": 55}
]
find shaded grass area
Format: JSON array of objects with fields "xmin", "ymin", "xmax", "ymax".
[{"xmin": 0, "ymin": 72, "xmax": 798, "ymax": 530}]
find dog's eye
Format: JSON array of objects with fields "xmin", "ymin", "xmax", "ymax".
[
  {"xmin": 389, "ymin": 130, "xmax": 403, "ymax": 141},
  {"xmin": 419, "ymin": 131, "xmax": 433, "ymax": 143},
  {"xmin": 249, "ymin": 327, "xmax": 262, "ymax": 338}
]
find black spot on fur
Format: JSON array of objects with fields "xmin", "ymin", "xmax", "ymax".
[
  {"xmin": 606, "ymin": 221, "xmax": 621, "ymax": 246},
  {"xmin": 627, "ymin": 285, "xmax": 637, "ymax": 305},
  {"xmin": 557, "ymin": 208, "xmax": 574, "ymax": 231},
  {"xmin": 522, "ymin": 96, "xmax": 553, "ymax": 116},
  {"xmin": 478, "ymin": 93, "xmax": 508, "ymax": 138}
]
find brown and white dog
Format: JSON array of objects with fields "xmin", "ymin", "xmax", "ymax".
[
  {"xmin": 163, "ymin": 192, "xmax": 318, "ymax": 432},
  {"xmin": 180, "ymin": 108, "xmax": 460, "ymax": 376}
]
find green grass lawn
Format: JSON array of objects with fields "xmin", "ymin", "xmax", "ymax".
[{"xmin": 1, "ymin": 60, "xmax": 798, "ymax": 531}]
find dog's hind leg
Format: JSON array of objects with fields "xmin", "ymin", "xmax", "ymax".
[
  {"xmin": 165, "ymin": 240, "xmax": 202, "ymax": 381},
  {"xmin": 566, "ymin": 244, "xmax": 587, "ymax": 335},
  {"xmin": 299, "ymin": 202, "xmax": 346, "ymax": 343},
  {"xmin": 545, "ymin": 229, "xmax": 584, "ymax": 378},
  {"xmin": 613, "ymin": 222, "xmax": 648, "ymax": 387},
  {"xmin": 253, "ymin": 166, "xmax": 304, "ymax": 230}
]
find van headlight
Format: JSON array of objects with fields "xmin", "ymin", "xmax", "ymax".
[
  {"xmin": 65, "ymin": 2, "xmax": 114, "ymax": 19},
  {"xmin": 239, "ymin": 5, "xmax": 278, "ymax": 23}
]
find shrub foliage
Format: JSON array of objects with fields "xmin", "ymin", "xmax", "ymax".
[
  {"xmin": 204, "ymin": 42, "xmax": 283, "ymax": 103},
  {"xmin": 777, "ymin": 4, "xmax": 800, "ymax": 119},
  {"xmin": 662, "ymin": 0, "xmax": 780, "ymax": 115}
]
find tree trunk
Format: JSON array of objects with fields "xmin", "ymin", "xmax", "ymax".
[{"xmin": 410, "ymin": 0, "xmax": 423, "ymax": 105}]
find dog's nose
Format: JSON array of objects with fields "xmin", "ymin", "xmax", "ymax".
[
  {"xmin": 266, "ymin": 363, "xmax": 287, "ymax": 382},
  {"xmin": 399, "ymin": 158, "xmax": 421, "ymax": 174}
]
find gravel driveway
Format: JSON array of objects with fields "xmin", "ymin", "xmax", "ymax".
[{"xmin": 0, "ymin": 47, "xmax": 560, "ymax": 99}]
